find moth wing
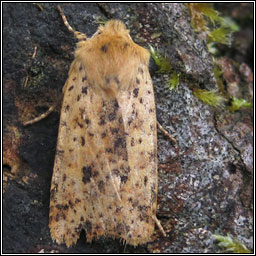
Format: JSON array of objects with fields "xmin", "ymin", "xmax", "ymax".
[
  {"xmin": 49, "ymin": 44, "xmax": 157, "ymax": 247},
  {"xmin": 49, "ymin": 60, "xmax": 113, "ymax": 246},
  {"xmin": 116, "ymin": 63, "xmax": 158, "ymax": 244}
]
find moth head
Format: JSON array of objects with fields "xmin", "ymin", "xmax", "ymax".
[
  {"xmin": 92, "ymin": 20, "xmax": 131, "ymax": 39},
  {"xmin": 75, "ymin": 19, "xmax": 150, "ymax": 96}
]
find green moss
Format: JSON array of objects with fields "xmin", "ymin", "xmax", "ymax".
[
  {"xmin": 149, "ymin": 45, "xmax": 180, "ymax": 90},
  {"xmin": 221, "ymin": 16, "xmax": 240, "ymax": 32},
  {"xmin": 213, "ymin": 65, "xmax": 222, "ymax": 80},
  {"xmin": 29, "ymin": 73, "xmax": 47, "ymax": 89},
  {"xmin": 187, "ymin": 4, "xmax": 251, "ymax": 113},
  {"xmin": 169, "ymin": 72, "xmax": 180, "ymax": 90},
  {"xmin": 193, "ymin": 3, "xmax": 222, "ymax": 25},
  {"xmin": 193, "ymin": 89, "xmax": 225, "ymax": 107},
  {"xmin": 213, "ymin": 65, "xmax": 225, "ymax": 93},
  {"xmin": 150, "ymin": 32, "xmax": 162, "ymax": 39},
  {"xmin": 208, "ymin": 26, "xmax": 232, "ymax": 45},
  {"xmin": 187, "ymin": 3, "xmax": 222, "ymax": 32},
  {"xmin": 187, "ymin": 3, "xmax": 236, "ymax": 47},
  {"xmin": 228, "ymin": 97, "xmax": 252, "ymax": 111},
  {"xmin": 95, "ymin": 17, "xmax": 108, "ymax": 25},
  {"xmin": 149, "ymin": 45, "xmax": 172, "ymax": 73},
  {"xmin": 207, "ymin": 42, "xmax": 219, "ymax": 55},
  {"xmin": 212, "ymin": 234, "xmax": 251, "ymax": 253}
]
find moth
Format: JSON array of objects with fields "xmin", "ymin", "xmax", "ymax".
[{"xmin": 47, "ymin": 6, "xmax": 167, "ymax": 247}]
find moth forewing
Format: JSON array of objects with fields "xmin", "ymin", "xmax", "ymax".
[{"xmin": 49, "ymin": 6, "xmax": 163, "ymax": 247}]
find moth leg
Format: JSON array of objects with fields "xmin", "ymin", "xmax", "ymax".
[
  {"xmin": 23, "ymin": 101, "xmax": 59, "ymax": 126},
  {"xmin": 157, "ymin": 121, "xmax": 176, "ymax": 144},
  {"xmin": 152, "ymin": 215, "xmax": 166, "ymax": 237},
  {"xmin": 57, "ymin": 5, "xmax": 87, "ymax": 41}
]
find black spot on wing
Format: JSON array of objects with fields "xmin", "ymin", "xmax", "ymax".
[
  {"xmin": 114, "ymin": 137, "xmax": 126, "ymax": 149},
  {"xmin": 82, "ymin": 86, "xmax": 88, "ymax": 94},
  {"xmin": 133, "ymin": 88, "xmax": 139, "ymax": 97},
  {"xmin": 82, "ymin": 166, "xmax": 92, "ymax": 184},
  {"xmin": 68, "ymin": 85, "xmax": 74, "ymax": 91}
]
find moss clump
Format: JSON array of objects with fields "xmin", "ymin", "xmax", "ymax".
[
  {"xmin": 212, "ymin": 234, "xmax": 251, "ymax": 253},
  {"xmin": 187, "ymin": 3, "xmax": 222, "ymax": 31},
  {"xmin": 187, "ymin": 3, "xmax": 235, "ymax": 46},
  {"xmin": 95, "ymin": 17, "xmax": 108, "ymax": 25},
  {"xmin": 149, "ymin": 45, "xmax": 172, "ymax": 73},
  {"xmin": 228, "ymin": 97, "xmax": 253, "ymax": 112},
  {"xmin": 169, "ymin": 72, "xmax": 180, "ymax": 90},
  {"xmin": 208, "ymin": 26, "xmax": 232, "ymax": 45},
  {"xmin": 213, "ymin": 65, "xmax": 225, "ymax": 93},
  {"xmin": 193, "ymin": 89, "xmax": 225, "ymax": 108},
  {"xmin": 150, "ymin": 32, "xmax": 162, "ymax": 39},
  {"xmin": 149, "ymin": 45, "xmax": 181, "ymax": 90}
]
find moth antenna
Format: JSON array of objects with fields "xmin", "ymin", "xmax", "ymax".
[
  {"xmin": 23, "ymin": 101, "xmax": 59, "ymax": 126},
  {"xmin": 57, "ymin": 5, "xmax": 87, "ymax": 41},
  {"xmin": 152, "ymin": 215, "xmax": 166, "ymax": 237}
]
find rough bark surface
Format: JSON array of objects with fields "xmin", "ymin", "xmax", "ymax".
[{"xmin": 3, "ymin": 3, "xmax": 253, "ymax": 253}]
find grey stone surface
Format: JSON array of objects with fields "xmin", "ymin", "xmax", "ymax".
[{"xmin": 3, "ymin": 3, "xmax": 253, "ymax": 253}]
